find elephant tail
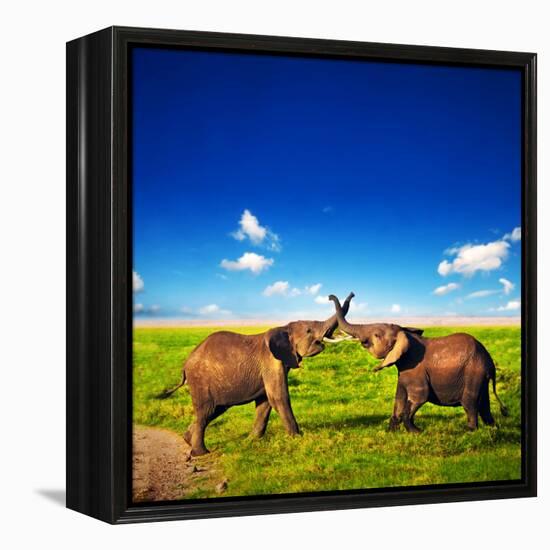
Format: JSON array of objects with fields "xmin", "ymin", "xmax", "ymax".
[
  {"xmin": 156, "ymin": 369, "xmax": 186, "ymax": 399},
  {"xmin": 491, "ymin": 373, "xmax": 509, "ymax": 417}
]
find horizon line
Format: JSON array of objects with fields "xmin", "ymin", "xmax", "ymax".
[{"xmin": 134, "ymin": 315, "xmax": 521, "ymax": 328}]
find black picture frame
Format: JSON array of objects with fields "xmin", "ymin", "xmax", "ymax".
[{"xmin": 66, "ymin": 26, "xmax": 537, "ymax": 524}]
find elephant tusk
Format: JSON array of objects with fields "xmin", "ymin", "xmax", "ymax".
[{"xmin": 323, "ymin": 335, "xmax": 355, "ymax": 343}]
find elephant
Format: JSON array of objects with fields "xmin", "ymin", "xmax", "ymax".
[
  {"xmin": 329, "ymin": 293, "xmax": 508, "ymax": 432},
  {"xmin": 159, "ymin": 293, "xmax": 354, "ymax": 456}
]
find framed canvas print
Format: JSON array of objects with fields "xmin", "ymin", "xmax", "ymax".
[{"xmin": 66, "ymin": 26, "xmax": 537, "ymax": 524}]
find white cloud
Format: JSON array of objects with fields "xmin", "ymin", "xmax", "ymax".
[
  {"xmin": 433, "ymin": 282, "xmax": 460, "ymax": 296},
  {"xmin": 499, "ymin": 278, "xmax": 515, "ymax": 295},
  {"xmin": 199, "ymin": 304, "xmax": 220, "ymax": 314},
  {"xmin": 305, "ymin": 283, "xmax": 322, "ymax": 295},
  {"xmin": 180, "ymin": 306, "xmax": 193, "ymax": 314},
  {"xmin": 263, "ymin": 281, "xmax": 301, "ymax": 297},
  {"xmin": 391, "ymin": 304, "xmax": 401, "ymax": 313},
  {"xmin": 220, "ymin": 252, "xmax": 274, "ymax": 274},
  {"xmin": 231, "ymin": 209, "xmax": 281, "ymax": 251},
  {"xmin": 496, "ymin": 300, "xmax": 521, "ymax": 312},
  {"xmin": 198, "ymin": 303, "xmax": 231, "ymax": 316},
  {"xmin": 465, "ymin": 279, "xmax": 515, "ymax": 300},
  {"xmin": 503, "ymin": 227, "xmax": 521, "ymax": 242},
  {"xmin": 232, "ymin": 209, "xmax": 265, "ymax": 243},
  {"xmin": 315, "ymin": 295, "xmax": 330, "ymax": 304},
  {"xmin": 134, "ymin": 303, "xmax": 144, "ymax": 313},
  {"xmin": 350, "ymin": 301, "xmax": 368, "ymax": 313},
  {"xmin": 467, "ymin": 290, "xmax": 499, "ymax": 299},
  {"xmin": 133, "ymin": 271, "xmax": 144, "ymax": 293},
  {"xmin": 444, "ymin": 245, "xmax": 462, "ymax": 256},
  {"xmin": 438, "ymin": 240, "xmax": 510, "ymax": 277},
  {"xmin": 263, "ymin": 281, "xmax": 289, "ymax": 296},
  {"xmin": 437, "ymin": 261, "xmax": 453, "ymax": 276},
  {"xmin": 149, "ymin": 305, "xmax": 161, "ymax": 313}
]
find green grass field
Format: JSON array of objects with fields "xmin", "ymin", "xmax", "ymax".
[{"xmin": 133, "ymin": 326, "xmax": 521, "ymax": 499}]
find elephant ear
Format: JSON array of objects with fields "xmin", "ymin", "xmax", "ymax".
[
  {"xmin": 380, "ymin": 330, "xmax": 410, "ymax": 368},
  {"xmin": 404, "ymin": 326, "xmax": 424, "ymax": 336},
  {"xmin": 267, "ymin": 328, "xmax": 300, "ymax": 369}
]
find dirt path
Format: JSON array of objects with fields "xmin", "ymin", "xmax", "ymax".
[{"xmin": 132, "ymin": 425, "xmax": 222, "ymax": 502}]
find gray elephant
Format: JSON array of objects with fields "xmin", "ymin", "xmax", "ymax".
[
  {"xmin": 329, "ymin": 293, "xmax": 508, "ymax": 432},
  {"xmin": 160, "ymin": 293, "xmax": 353, "ymax": 456}
]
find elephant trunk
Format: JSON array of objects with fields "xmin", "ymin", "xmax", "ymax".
[
  {"xmin": 322, "ymin": 292, "xmax": 354, "ymax": 336},
  {"xmin": 328, "ymin": 293, "xmax": 363, "ymax": 338}
]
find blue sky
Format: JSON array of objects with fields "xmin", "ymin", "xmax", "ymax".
[{"xmin": 132, "ymin": 47, "xmax": 522, "ymax": 320}]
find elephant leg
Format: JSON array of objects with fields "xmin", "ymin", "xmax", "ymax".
[
  {"xmin": 462, "ymin": 394, "xmax": 479, "ymax": 431},
  {"xmin": 389, "ymin": 382, "xmax": 407, "ymax": 431},
  {"xmin": 402, "ymin": 386, "xmax": 428, "ymax": 433},
  {"xmin": 478, "ymin": 382, "xmax": 495, "ymax": 426},
  {"xmin": 250, "ymin": 395, "xmax": 272, "ymax": 438},
  {"xmin": 190, "ymin": 404, "xmax": 228, "ymax": 456},
  {"xmin": 403, "ymin": 400, "xmax": 425, "ymax": 433},
  {"xmin": 264, "ymin": 368, "xmax": 300, "ymax": 436}
]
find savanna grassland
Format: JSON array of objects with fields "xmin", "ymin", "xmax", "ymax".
[{"xmin": 133, "ymin": 326, "xmax": 521, "ymax": 500}]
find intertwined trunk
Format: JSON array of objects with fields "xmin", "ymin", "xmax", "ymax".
[
  {"xmin": 329, "ymin": 293, "xmax": 365, "ymax": 338},
  {"xmin": 322, "ymin": 292, "xmax": 354, "ymax": 336}
]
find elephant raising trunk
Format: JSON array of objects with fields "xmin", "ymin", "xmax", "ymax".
[
  {"xmin": 328, "ymin": 293, "xmax": 362, "ymax": 338},
  {"xmin": 158, "ymin": 291, "xmax": 355, "ymax": 456},
  {"xmin": 328, "ymin": 292, "xmax": 508, "ymax": 433},
  {"xmin": 322, "ymin": 292, "xmax": 355, "ymax": 339}
]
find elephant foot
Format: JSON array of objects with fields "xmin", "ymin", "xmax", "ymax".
[
  {"xmin": 405, "ymin": 424, "xmax": 422, "ymax": 434},
  {"xmin": 388, "ymin": 417, "xmax": 401, "ymax": 431},
  {"xmin": 249, "ymin": 430, "xmax": 266, "ymax": 439},
  {"xmin": 190, "ymin": 447, "xmax": 210, "ymax": 457}
]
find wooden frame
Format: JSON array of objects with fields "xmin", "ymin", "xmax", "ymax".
[{"xmin": 66, "ymin": 26, "xmax": 537, "ymax": 524}]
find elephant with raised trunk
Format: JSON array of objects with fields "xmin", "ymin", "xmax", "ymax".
[
  {"xmin": 329, "ymin": 293, "xmax": 508, "ymax": 433},
  {"xmin": 159, "ymin": 293, "xmax": 354, "ymax": 456}
]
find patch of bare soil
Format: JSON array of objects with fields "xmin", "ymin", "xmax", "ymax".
[{"xmin": 132, "ymin": 425, "xmax": 221, "ymax": 502}]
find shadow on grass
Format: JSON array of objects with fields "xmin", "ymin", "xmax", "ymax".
[{"xmin": 302, "ymin": 414, "xmax": 389, "ymax": 431}]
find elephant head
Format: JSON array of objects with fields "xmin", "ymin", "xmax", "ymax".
[
  {"xmin": 267, "ymin": 292, "xmax": 354, "ymax": 367},
  {"xmin": 328, "ymin": 294, "xmax": 424, "ymax": 370}
]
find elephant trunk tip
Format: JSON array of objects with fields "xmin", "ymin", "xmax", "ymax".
[{"xmin": 329, "ymin": 292, "xmax": 354, "ymax": 304}]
